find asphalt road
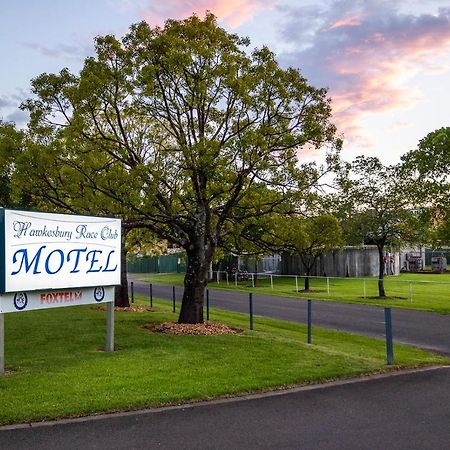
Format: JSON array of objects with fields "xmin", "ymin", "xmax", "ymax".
[
  {"xmin": 130, "ymin": 277, "xmax": 450, "ymax": 355},
  {"xmin": 1, "ymin": 366, "xmax": 449, "ymax": 450}
]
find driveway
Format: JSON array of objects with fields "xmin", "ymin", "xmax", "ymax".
[{"xmin": 1, "ymin": 366, "xmax": 449, "ymax": 449}]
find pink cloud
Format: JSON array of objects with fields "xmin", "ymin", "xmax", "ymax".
[
  {"xmin": 139, "ymin": 0, "xmax": 273, "ymax": 28},
  {"xmin": 281, "ymin": 4, "xmax": 450, "ymax": 151},
  {"xmin": 328, "ymin": 15, "xmax": 362, "ymax": 30},
  {"xmin": 325, "ymin": 14, "xmax": 450, "ymax": 146}
]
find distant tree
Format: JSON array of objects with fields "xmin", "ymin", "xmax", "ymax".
[
  {"xmin": 282, "ymin": 214, "xmax": 343, "ymax": 290},
  {"xmin": 0, "ymin": 120, "xmax": 30, "ymax": 208},
  {"xmin": 401, "ymin": 127, "xmax": 450, "ymax": 203},
  {"xmin": 21, "ymin": 13, "xmax": 339, "ymax": 323},
  {"xmin": 401, "ymin": 126, "xmax": 450, "ymax": 248},
  {"xmin": 339, "ymin": 156, "xmax": 417, "ymax": 297}
]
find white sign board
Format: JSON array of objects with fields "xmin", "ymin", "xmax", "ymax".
[
  {"xmin": 2, "ymin": 209, "xmax": 121, "ymax": 293},
  {"xmin": 0, "ymin": 286, "xmax": 114, "ymax": 313}
]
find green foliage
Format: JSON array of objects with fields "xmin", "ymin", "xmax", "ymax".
[
  {"xmin": 0, "ymin": 120, "xmax": 29, "ymax": 208},
  {"xmin": 339, "ymin": 156, "xmax": 417, "ymax": 249},
  {"xmin": 401, "ymin": 126, "xmax": 450, "ymax": 247}
]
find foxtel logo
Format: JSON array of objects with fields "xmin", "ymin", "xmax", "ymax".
[{"xmin": 40, "ymin": 291, "xmax": 83, "ymax": 304}]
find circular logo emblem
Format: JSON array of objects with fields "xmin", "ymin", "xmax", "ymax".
[
  {"xmin": 94, "ymin": 287, "xmax": 105, "ymax": 302},
  {"xmin": 14, "ymin": 292, "xmax": 28, "ymax": 311}
]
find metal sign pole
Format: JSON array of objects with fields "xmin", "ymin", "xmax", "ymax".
[
  {"xmin": 105, "ymin": 302, "xmax": 114, "ymax": 352},
  {"xmin": 0, "ymin": 313, "xmax": 4, "ymax": 373}
]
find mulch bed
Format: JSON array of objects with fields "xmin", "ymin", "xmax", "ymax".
[
  {"xmin": 144, "ymin": 322, "xmax": 241, "ymax": 336},
  {"xmin": 114, "ymin": 305, "xmax": 152, "ymax": 312},
  {"xmin": 91, "ymin": 305, "xmax": 153, "ymax": 313}
]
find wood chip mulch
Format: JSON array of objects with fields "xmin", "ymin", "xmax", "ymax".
[
  {"xmin": 114, "ymin": 305, "xmax": 152, "ymax": 312},
  {"xmin": 144, "ymin": 322, "xmax": 241, "ymax": 336}
]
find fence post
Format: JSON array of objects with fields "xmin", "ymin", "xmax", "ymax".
[
  {"xmin": 270, "ymin": 275, "xmax": 273, "ymax": 290},
  {"xmin": 251, "ymin": 273, "xmax": 255, "ymax": 288},
  {"xmin": 216, "ymin": 271, "xmax": 219, "ymax": 284},
  {"xmin": 131, "ymin": 281, "xmax": 134, "ymax": 303},
  {"xmin": 172, "ymin": 286, "xmax": 176, "ymax": 313},
  {"xmin": 409, "ymin": 282, "xmax": 413, "ymax": 303},
  {"xmin": 235, "ymin": 272, "xmax": 238, "ymax": 287},
  {"xmin": 206, "ymin": 289, "xmax": 210, "ymax": 321},
  {"xmin": 363, "ymin": 279, "xmax": 366, "ymax": 299},
  {"xmin": 249, "ymin": 293, "xmax": 254, "ymax": 330},
  {"xmin": 384, "ymin": 307, "xmax": 394, "ymax": 365},
  {"xmin": 295, "ymin": 276, "xmax": 298, "ymax": 293},
  {"xmin": 326, "ymin": 277, "xmax": 330, "ymax": 295},
  {"xmin": 226, "ymin": 272, "xmax": 229, "ymax": 286},
  {"xmin": 307, "ymin": 300, "xmax": 312, "ymax": 344},
  {"xmin": 149, "ymin": 283, "xmax": 153, "ymax": 308}
]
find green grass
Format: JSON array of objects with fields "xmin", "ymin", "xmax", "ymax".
[
  {"xmin": 1, "ymin": 295, "xmax": 446, "ymax": 425},
  {"xmin": 140, "ymin": 272, "xmax": 450, "ymax": 314}
]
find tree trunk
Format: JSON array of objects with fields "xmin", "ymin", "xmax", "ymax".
[
  {"xmin": 178, "ymin": 244, "xmax": 212, "ymax": 324},
  {"xmin": 377, "ymin": 244, "xmax": 386, "ymax": 298},
  {"xmin": 115, "ymin": 232, "xmax": 130, "ymax": 307},
  {"xmin": 304, "ymin": 270, "xmax": 310, "ymax": 290}
]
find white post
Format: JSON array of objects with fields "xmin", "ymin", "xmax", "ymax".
[
  {"xmin": 295, "ymin": 276, "xmax": 298, "ymax": 293},
  {"xmin": 226, "ymin": 272, "xmax": 229, "ymax": 286},
  {"xmin": 235, "ymin": 272, "xmax": 238, "ymax": 286},
  {"xmin": 0, "ymin": 313, "xmax": 4, "ymax": 374},
  {"xmin": 251, "ymin": 273, "xmax": 255, "ymax": 288},
  {"xmin": 209, "ymin": 262, "xmax": 213, "ymax": 281},
  {"xmin": 363, "ymin": 279, "xmax": 366, "ymax": 299},
  {"xmin": 270, "ymin": 275, "xmax": 273, "ymax": 290},
  {"xmin": 105, "ymin": 302, "xmax": 114, "ymax": 352},
  {"xmin": 216, "ymin": 271, "xmax": 219, "ymax": 284},
  {"xmin": 327, "ymin": 277, "xmax": 330, "ymax": 295}
]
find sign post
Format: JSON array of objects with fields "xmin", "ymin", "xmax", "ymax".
[
  {"xmin": 105, "ymin": 301, "xmax": 114, "ymax": 353},
  {"xmin": 0, "ymin": 313, "xmax": 4, "ymax": 373},
  {"xmin": 0, "ymin": 208, "xmax": 121, "ymax": 374}
]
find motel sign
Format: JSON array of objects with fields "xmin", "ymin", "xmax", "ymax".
[{"xmin": 0, "ymin": 209, "xmax": 121, "ymax": 373}]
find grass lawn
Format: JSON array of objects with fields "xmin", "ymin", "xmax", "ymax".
[
  {"xmin": 0, "ymin": 295, "xmax": 447, "ymax": 425},
  {"xmin": 139, "ymin": 272, "xmax": 450, "ymax": 314}
]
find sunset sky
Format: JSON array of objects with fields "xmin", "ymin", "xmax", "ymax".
[{"xmin": 1, "ymin": 0, "xmax": 449, "ymax": 164}]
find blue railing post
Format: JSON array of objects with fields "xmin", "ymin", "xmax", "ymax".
[
  {"xmin": 249, "ymin": 292, "xmax": 254, "ymax": 330},
  {"xmin": 172, "ymin": 286, "xmax": 176, "ymax": 313},
  {"xmin": 384, "ymin": 307, "xmax": 394, "ymax": 365},
  {"xmin": 307, "ymin": 300, "xmax": 312, "ymax": 344}
]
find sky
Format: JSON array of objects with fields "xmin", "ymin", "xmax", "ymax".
[{"xmin": 1, "ymin": 0, "xmax": 450, "ymax": 164}]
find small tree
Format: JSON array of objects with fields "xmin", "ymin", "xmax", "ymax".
[
  {"xmin": 283, "ymin": 215, "xmax": 343, "ymax": 290},
  {"xmin": 339, "ymin": 156, "xmax": 417, "ymax": 297}
]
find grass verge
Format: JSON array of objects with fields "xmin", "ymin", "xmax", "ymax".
[
  {"xmin": 139, "ymin": 272, "xmax": 450, "ymax": 314},
  {"xmin": 0, "ymin": 296, "xmax": 447, "ymax": 425}
]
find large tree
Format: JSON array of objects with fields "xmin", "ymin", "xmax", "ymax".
[{"xmin": 22, "ymin": 13, "xmax": 339, "ymax": 323}]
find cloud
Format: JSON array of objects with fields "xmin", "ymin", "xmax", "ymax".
[
  {"xmin": 20, "ymin": 41, "xmax": 92, "ymax": 61},
  {"xmin": 118, "ymin": 0, "xmax": 273, "ymax": 28},
  {"xmin": 0, "ymin": 95, "xmax": 16, "ymax": 109},
  {"xmin": 278, "ymin": 1, "xmax": 450, "ymax": 148},
  {"xmin": 6, "ymin": 109, "xmax": 29, "ymax": 127}
]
